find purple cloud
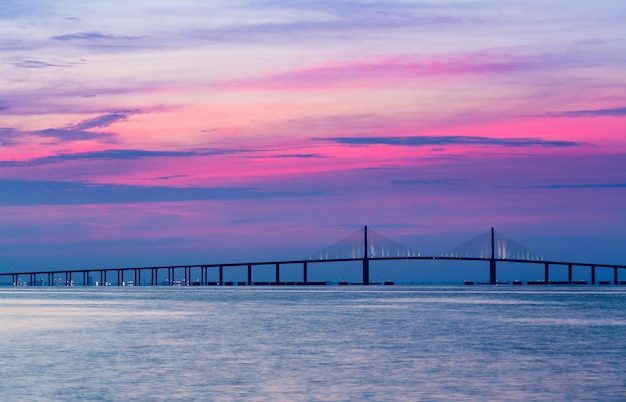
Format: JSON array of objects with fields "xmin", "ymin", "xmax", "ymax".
[
  {"xmin": 11, "ymin": 58, "xmax": 73, "ymax": 68},
  {"xmin": 269, "ymin": 153, "xmax": 326, "ymax": 158},
  {"xmin": 30, "ymin": 128, "xmax": 117, "ymax": 142},
  {"xmin": 0, "ymin": 179, "xmax": 325, "ymax": 206},
  {"xmin": 317, "ymin": 136, "xmax": 585, "ymax": 148},
  {"xmin": 0, "ymin": 148, "xmax": 246, "ymax": 167},
  {"xmin": 392, "ymin": 179, "xmax": 467, "ymax": 186},
  {"xmin": 74, "ymin": 110, "xmax": 140, "ymax": 130},
  {"xmin": 0, "ymin": 110, "xmax": 140, "ymax": 146},
  {"xmin": 524, "ymin": 183, "xmax": 626, "ymax": 189},
  {"xmin": 149, "ymin": 174, "xmax": 190, "ymax": 181},
  {"xmin": 0, "ymin": 128, "xmax": 20, "ymax": 146},
  {"xmin": 545, "ymin": 107, "xmax": 626, "ymax": 118},
  {"xmin": 51, "ymin": 32, "xmax": 141, "ymax": 41}
]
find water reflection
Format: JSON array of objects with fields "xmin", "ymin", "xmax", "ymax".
[{"xmin": 0, "ymin": 287, "xmax": 625, "ymax": 401}]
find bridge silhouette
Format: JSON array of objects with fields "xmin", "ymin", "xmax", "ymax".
[{"xmin": 3, "ymin": 226, "xmax": 626, "ymax": 286}]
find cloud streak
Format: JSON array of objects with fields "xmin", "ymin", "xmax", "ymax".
[
  {"xmin": 51, "ymin": 31, "xmax": 141, "ymax": 41},
  {"xmin": 0, "ymin": 148, "xmax": 244, "ymax": 167},
  {"xmin": 545, "ymin": 107, "xmax": 626, "ymax": 118},
  {"xmin": 0, "ymin": 146, "xmax": 326, "ymax": 167},
  {"xmin": 219, "ymin": 54, "xmax": 528, "ymax": 90},
  {"xmin": 317, "ymin": 136, "xmax": 585, "ymax": 148},
  {"xmin": 524, "ymin": 183, "xmax": 626, "ymax": 189},
  {"xmin": 262, "ymin": 153, "xmax": 327, "ymax": 159},
  {"xmin": 0, "ymin": 179, "xmax": 324, "ymax": 206},
  {"xmin": 73, "ymin": 110, "xmax": 140, "ymax": 130},
  {"xmin": 392, "ymin": 179, "xmax": 467, "ymax": 186},
  {"xmin": 0, "ymin": 110, "xmax": 140, "ymax": 146},
  {"xmin": 11, "ymin": 57, "xmax": 78, "ymax": 68}
]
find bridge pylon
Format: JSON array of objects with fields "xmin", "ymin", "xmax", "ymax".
[
  {"xmin": 363, "ymin": 225, "xmax": 370, "ymax": 284},
  {"xmin": 490, "ymin": 227, "xmax": 496, "ymax": 284}
]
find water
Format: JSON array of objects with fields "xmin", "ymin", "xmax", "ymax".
[{"xmin": 1, "ymin": 286, "xmax": 625, "ymax": 401}]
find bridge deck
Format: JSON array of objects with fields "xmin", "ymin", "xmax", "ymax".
[{"xmin": 2, "ymin": 226, "xmax": 624, "ymax": 285}]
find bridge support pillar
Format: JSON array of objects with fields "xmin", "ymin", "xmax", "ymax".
[
  {"xmin": 219, "ymin": 266, "xmax": 223, "ymax": 285},
  {"xmin": 544, "ymin": 263, "xmax": 549, "ymax": 283},
  {"xmin": 614, "ymin": 267, "xmax": 619, "ymax": 285},
  {"xmin": 489, "ymin": 227, "xmax": 496, "ymax": 284},
  {"xmin": 363, "ymin": 258, "xmax": 370, "ymax": 285},
  {"xmin": 303, "ymin": 262, "xmax": 308, "ymax": 284},
  {"xmin": 568, "ymin": 264, "xmax": 573, "ymax": 284},
  {"xmin": 247, "ymin": 264, "xmax": 252, "ymax": 286},
  {"xmin": 591, "ymin": 265, "xmax": 596, "ymax": 285},
  {"xmin": 275, "ymin": 263, "xmax": 280, "ymax": 284}
]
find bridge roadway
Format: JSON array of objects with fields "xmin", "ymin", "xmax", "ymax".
[{"xmin": 2, "ymin": 256, "xmax": 626, "ymax": 287}]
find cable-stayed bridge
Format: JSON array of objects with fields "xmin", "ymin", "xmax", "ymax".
[
  {"xmin": 440, "ymin": 228, "xmax": 543, "ymax": 261},
  {"xmin": 309, "ymin": 226, "xmax": 420, "ymax": 260},
  {"xmin": 2, "ymin": 226, "xmax": 625, "ymax": 286}
]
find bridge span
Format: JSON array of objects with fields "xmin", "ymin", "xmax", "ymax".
[{"xmin": 3, "ymin": 226, "xmax": 625, "ymax": 286}]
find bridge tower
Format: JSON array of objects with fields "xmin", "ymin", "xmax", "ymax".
[
  {"xmin": 489, "ymin": 226, "xmax": 497, "ymax": 284},
  {"xmin": 363, "ymin": 225, "xmax": 370, "ymax": 284}
]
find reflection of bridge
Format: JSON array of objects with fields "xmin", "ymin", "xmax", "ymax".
[{"xmin": 3, "ymin": 226, "xmax": 626, "ymax": 286}]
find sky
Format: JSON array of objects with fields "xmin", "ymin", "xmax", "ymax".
[{"xmin": 1, "ymin": 1, "xmax": 626, "ymax": 281}]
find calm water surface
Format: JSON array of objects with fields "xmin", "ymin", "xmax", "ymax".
[{"xmin": 1, "ymin": 286, "xmax": 625, "ymax": 401}]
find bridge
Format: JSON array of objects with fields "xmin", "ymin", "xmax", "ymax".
[{"xmin": 2, "ymin": 226, "xmax": 626, "ymax": 286}]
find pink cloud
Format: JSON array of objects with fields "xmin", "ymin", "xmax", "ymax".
[{"xmin": 215, "ymin": 53, "xmax": 529, "ymax": 91}]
